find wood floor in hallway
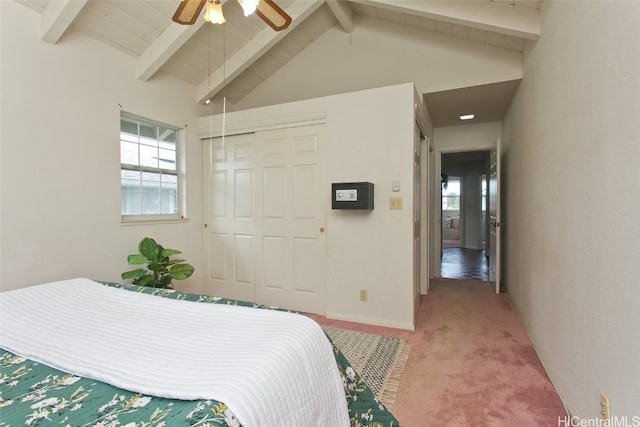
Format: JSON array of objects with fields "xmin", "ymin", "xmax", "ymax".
[
  {"xmin": 312, "ymin": 279, "xmax": 567, "ymax": 427},
  {"xmin": 441, "ymin": 247, "xmax": 489, "ymax": 282}
]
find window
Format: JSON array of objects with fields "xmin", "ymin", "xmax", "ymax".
[
  {"xmin": 120, "ymin": 113, "xmax": 182, "ymax": 220},
  {"xmin": 481, "ymin": 175, "xmax": 487, "ymax": 212},
  {"xmin": 442, "ymin": 177, "xmax": 460, "ymax": 210}
]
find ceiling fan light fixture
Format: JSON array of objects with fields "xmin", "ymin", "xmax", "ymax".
[
  {"xmin": 204, "ymin": 0, "xmax": 226, "ymax": 24},
  {"xmin": 172, "ymin": 0, "xmax": 207, "ymax": 25},
  {"xmin": 172, "ymin": 0, "xmax": 290, "ymax": 31},
  {"xmin": 256, "ymin": 0, "xmax": 292, "ymax": 31},
  {"xmin": 237, "ymin": 0, "xmax": 259, "ymax": 17}
]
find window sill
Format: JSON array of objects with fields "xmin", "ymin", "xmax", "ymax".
[{"xmin": 120, "ymin": 216, "xmax": 189, "ymax": 226}]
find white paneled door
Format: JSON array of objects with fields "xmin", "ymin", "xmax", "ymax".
[
  {"xmin": 203, "ymin": 133, "xmax": 257, "ymax": 303},
  {"xmin": 488, "ymin": 138, "xmax": 502, "ymax": 294},
  {"xmin": 254, "ymin": 126, "xmax": 326, "ymax": 314},
  {"xmin": 203, "ymin": 125, "xmax": 326, "ymax": 314}
]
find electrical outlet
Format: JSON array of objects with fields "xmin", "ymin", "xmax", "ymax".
[
  {"xmin": 600, "ymin": 392, "xmax": 611, "ymax": 422},
  {"xmin": 359, "ymin": 289, "xmax": 368, "ymax": 302},
  {"xmin": 390, "ymin": 197, "xmax": 402, "ymax": 210}
]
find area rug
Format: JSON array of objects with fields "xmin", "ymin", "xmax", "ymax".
[{"xmin": 322, "ymin": 326, "xmax": 410, "ymax": 408}]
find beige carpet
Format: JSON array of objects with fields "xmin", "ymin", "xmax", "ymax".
[{"xmin": 322, "ymin": 326, "xmax": 410, "ymax": 408}]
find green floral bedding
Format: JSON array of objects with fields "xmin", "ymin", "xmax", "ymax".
[{"xmin": 0, "ymin": 283, "xmax": 400, "ymax": 427}]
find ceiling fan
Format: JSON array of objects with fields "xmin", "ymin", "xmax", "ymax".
[{"xmin": 172, "ymin": 0, "xmax": 292, "ymax": 31}]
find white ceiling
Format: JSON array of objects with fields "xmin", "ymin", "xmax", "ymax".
[
  {"xmin": 16, "ymin": 0, "xmax": 541, "ymax": 126},
  {"xmin": 424, "ymin": 79, "xmax": 522, "ymax": 127}
]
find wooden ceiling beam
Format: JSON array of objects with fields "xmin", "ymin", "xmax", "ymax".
[
  {"xmin": 350, "ymin": 0, "xmax": 540, "ymax": 40},
  {"xmin": 325, "ymin": 0, "xmax": 354, "ymax": 33},
  {"xmin": 41, "ymin": 0, "xmax": 88, "ymax": 44},
  {"xmin": 136, "ymin": 19, "xmax": 206, "ymax": 82},
  {"xmin": 196, "ymin": 0, "xmax": 324, "ymax": 104}
]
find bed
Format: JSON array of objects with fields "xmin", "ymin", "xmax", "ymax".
[{"xmin": 0, "ymin": 278, "xmax": 400, "ymax": 427}]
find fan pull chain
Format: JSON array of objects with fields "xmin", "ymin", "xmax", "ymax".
[
  {"xmin": 207, "ymin": 24, "xmax": 214, "ymax": 174},
  {"xmin": 221, "ymin": 22, "xmax": 227, "ymax": 152},
  {"xmin": 222, "ymin": 96, "xmax": 226, "ymax": 149},
  {"xmin": 209, "ymin": 109, "xmax": 214, "ymax": 174}
]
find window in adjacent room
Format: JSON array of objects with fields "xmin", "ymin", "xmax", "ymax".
[
  {"xmin": 442, "ymin": 176, "xmax": 461, "ymax": 210},
  {"xmin": 120, "ymin": 113, "xmax": 184, "ymax": 221},
  {"xmin": 481, "ymin": 175, "xmax": 487, "ymax": 212}
]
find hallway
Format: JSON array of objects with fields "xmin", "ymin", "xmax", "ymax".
[{"xmin": 440, "ymin": 247, "xmax": 489, "ymax": 281}]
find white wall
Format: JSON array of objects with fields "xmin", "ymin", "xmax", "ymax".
[
  {"xmin": 502, "ymin": 1, "xmax": 640, "ymax": 419},
  {"xmin": 434, "ymin": 122, "xmax": 503, "ymax": 152},
  {"xmin": 0, "ymin": 1, "xmax": 205, "ymax": 292},
  {"xmin": 199, "ymin": 83, "xmax": 420, "ymax": 329},
  {"xmin": 235, "ymin": 14, "xmax": 522, "ymax": 112}
]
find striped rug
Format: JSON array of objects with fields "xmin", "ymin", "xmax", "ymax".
[{"xmin": 322, "ymin": 326, "xmax": 410, "ymax": 408}]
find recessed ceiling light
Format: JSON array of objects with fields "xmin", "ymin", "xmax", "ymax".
[{"xmin": 459, "ymin": 114, "xmax": 475, "ymax": 121}]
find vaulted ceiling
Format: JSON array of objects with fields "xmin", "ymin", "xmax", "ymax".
[{"xmin": 17, "ymin": 0, "xmax": 541, "ymax": 126}]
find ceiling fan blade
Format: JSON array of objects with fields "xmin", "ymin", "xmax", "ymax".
[
  {"xmin": 172, "ymin": 0, "xmax": 207, "ymax": 25},
  {"xmin": 256, "ymin": 0, "xmax": 292, "ymax": 31}
]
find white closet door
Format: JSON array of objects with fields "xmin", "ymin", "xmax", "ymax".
[
  {"xmin": 255, "ymin": 125, "xmax": 326, "ymax": 314},
  {"xmin": 202, "ymin": 125, "xmax": 326, "ymax": 314},
  {"xmin": 203, "ymin": 133, "xmax": 257, "ymax": 302}
]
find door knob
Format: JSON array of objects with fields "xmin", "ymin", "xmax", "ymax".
[{"xmin": 320, "ymin": 227, "xmax": 325, "ymax": 233}]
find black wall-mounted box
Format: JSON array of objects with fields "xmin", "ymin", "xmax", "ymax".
[{"xmin": 331, "ymin": 182, "xmax": 374, "ymax": 210}]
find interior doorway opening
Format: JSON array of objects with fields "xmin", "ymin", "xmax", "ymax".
[{"xmin": 440, "ymin": 151, "xmax": 489, "ymax": 281}]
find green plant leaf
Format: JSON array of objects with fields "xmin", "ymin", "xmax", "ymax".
[
  {"xmin": 127, "ymin": 254, "xmax": 148, "ymax": 265},
  {"xmin": 147, "ymin": 261, "xmax": 168, "ymax": 273},
  {"xmin": 157, "ymin": 275, "xmax": 173, "ymax": 288},
  {"xmin": 161, "ymin": 248, "xmax": 182, "ymax": 258},
  {"xmin": 135, "ymin": 274, "xmax": 156, "ymax": 287},
  {"xmin": 121, "ymin": 268, "xmax": 146, "ymax": 280},
  {"xmin": 139, "ymin": 237, "xmax": 160, "ymax": 260},
  {"xmin": 169, "ymin": 263, "xmax": 195, "ymax": 280},
  {"xmin": 122, "ymin": 237, "xmax": 193, "ymax": 288}
]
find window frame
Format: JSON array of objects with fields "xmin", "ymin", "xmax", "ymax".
[
  {"xmin": 120, "ymin": 112, "xmax": 187, "ymax": 224},
  {"xmin": 442, "ymin": 176, "xmax": 461, "ymax": 211}
]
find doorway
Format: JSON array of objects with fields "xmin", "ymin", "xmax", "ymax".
[{"xmin": 440, "ymin": 151, "xmax": 489, "ymax": 281}]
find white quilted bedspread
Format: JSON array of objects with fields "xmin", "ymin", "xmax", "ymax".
[{"xmin": 0, "ymin": 278, "xmax": 349, "ymax": 427}]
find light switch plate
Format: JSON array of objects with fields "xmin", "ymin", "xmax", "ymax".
[{"xmin": 390, "ymin": 197, "xmax": 402, "ymax": 210}]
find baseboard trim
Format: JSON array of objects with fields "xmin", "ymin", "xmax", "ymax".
[
  {"xmin": 325, "ymin": 311, "xmax": 415, "ymax": 331},
  {"xmin": 508, "ymin": 296, "xmax": 579, "ymax": 419}
]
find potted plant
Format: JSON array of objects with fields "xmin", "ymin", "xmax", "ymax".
[{"xmin": 121, "ymin": 237, "xmax": 195, "ymax": 288}]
